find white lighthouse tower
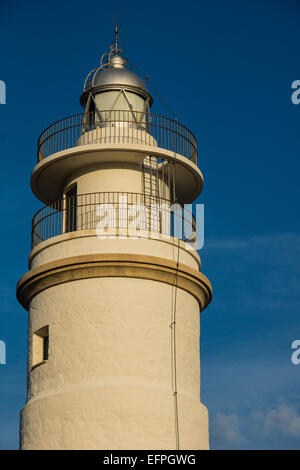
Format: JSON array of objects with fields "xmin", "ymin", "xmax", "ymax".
[{"xmin": 17, "ymin": 29, "xmax": 212, "ymax": 450}]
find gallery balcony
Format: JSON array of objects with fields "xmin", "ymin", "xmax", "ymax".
[
  {"xmin": 31, "ymin": 191, "xmax": 197, "ymax": 249},
  {"xmin": 37, "ymin": 110, "xmax": 197, "ymax": 164},
  {"xmin": 31, "ymin": 111, "xmax": 203, "ymax": 205}
]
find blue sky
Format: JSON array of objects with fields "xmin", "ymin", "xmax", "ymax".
[{"xmin": 0, "ymin": 0, "xmax": 300, "ymax": 449}]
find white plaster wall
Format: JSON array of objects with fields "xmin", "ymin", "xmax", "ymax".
[
  {"xmin": 63, "ymin": 161, "xmax": 170, "ymax": 200},
  {"xmin": 64, "ymin": 162, "xmax": 143, "ymax": 195},
  {"xmin": 21, "ymin": 277, "xmax": 209, "ymax": 450},
  {"xmin": 29, "ymin": 232, "xmax": 200, "ymax": 271}
]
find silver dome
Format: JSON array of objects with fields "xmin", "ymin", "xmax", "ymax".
[
  {"xmin": 87, "ymin": 67, "xmax": 149, "ymax": 93},
  {"xmin": 80, "ymin": 35, "xmax": 153, "ymax": 107}
]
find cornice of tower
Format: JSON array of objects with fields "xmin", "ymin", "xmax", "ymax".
[{"xmin": 17, "ymin": 253, "xmax": 212, "ymax": 311}]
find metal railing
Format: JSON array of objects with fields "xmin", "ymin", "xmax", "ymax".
[
  {"xmin": 31, "ymin": 192, "xmax": 197, "ymax": 249},
  {"xmin": 37, "ymin": 110, "xmax": 197, "ymax": 164}
]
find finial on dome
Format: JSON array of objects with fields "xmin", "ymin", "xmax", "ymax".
[
  {"xmin": 114, "ymin": 23, "xmax": 119, "ymax": 52},
  {"xmin": 110, "ymin": 15, "xmax": 123, "ymax": 58},
  {"xmin": 108, "ymin": 22, "xmax": 125, "ymax": 68}
]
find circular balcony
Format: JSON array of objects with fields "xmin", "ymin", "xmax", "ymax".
[
  {"xmin": 31, "ymin": 192, "xmax": 197, "ymax": 250},
  {"xmin": 32, "ymin": 111, "xmax": 203, "ymax": 205},
  {"xmin": 37, "ymin": 110, "xmax": 197, "ymax": 164}
]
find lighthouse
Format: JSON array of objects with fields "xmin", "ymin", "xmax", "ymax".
[{"xmin": 17, "ymin": 29, "xmax": 212, "ymax": 450}]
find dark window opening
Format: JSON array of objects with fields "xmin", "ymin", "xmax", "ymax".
[
  {"xmin": 43, "ymin": 335, "xmax": 49, "ymax": 361},
  {"xmin": 32, "ymin": 325, "xmax": 49, "ymax": 369},
  {"xmin": 65, "ymin": 184, "xmax": 77, "ymax": 233}
]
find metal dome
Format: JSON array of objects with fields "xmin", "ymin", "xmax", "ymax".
[
  {"xmin": 80, "ymin": 29, "xmax": 153, "ymax": 107},
  {"xmin": 86, "ymin": 66, "xmax": 149, "ymax": 93}
]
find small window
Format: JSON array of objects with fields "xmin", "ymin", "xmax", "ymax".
[
  {"xmin": 32, "ymin": 325, "xmax": 49, "ymax": 369},
  {"xmin": 65, "ymin": 184, "xmax": 77, "ymax": 233},
  {"xmin": 43, "ymin": 334, "xmax": 49, "ymax": 361}
]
